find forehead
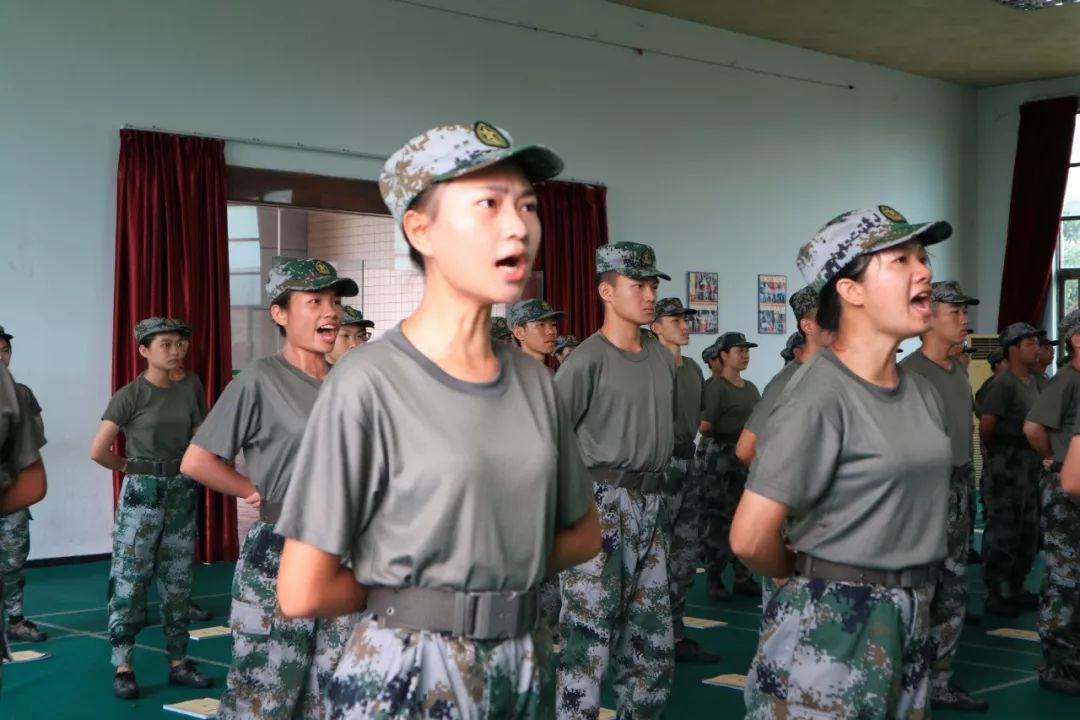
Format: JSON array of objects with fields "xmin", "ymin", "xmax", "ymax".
[{"xmin": 289, "ymin": 289, "xmax": 339, "ymax": 303}]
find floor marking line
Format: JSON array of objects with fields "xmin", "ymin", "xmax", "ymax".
[
  {"xmin": 28, "ymin": 592, "xmax": 232, "ymax": 620},
  {"xmin": 960, "ymin": 641, "xmax": 1043, "ymax": 659},
  {"xmin": 970, "ymin": 676, "xmax": 1039, "ymax": 695},
  {"xmin": 953, "ymin": 659, "xmax": 1037, "ymax": 675},
  {"xmin": 31, "ymin": 620, "xmax": 231, "ymax": 670}
]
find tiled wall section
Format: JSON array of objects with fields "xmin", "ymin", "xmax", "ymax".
[{"xmin": 306, "ymin": 211, "xmax": 507, "ymax": 336}]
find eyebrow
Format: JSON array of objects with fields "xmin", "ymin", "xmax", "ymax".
[{"xmin": 479, "ymin": 184, "xmax": 537, "ymax": 200}]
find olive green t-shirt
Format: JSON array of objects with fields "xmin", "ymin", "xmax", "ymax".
[
  {"xmin": 0, "ymin": 365, "xmax": 44, "ymax": 497},
  {"xmin": 744, "ymin": 360, "xmax": 802, "ymax": 437},
  {"xmin": 191, "ymin": 355, "xmax": 321, "ymax": 504},
  {"xmin": 15, "ymin": 383, "xmax": 43, "ymax": 442},
  {"xmin": 703, "ymin": 376, "xmax": 761, "ymax": 440},
  {"xmin": 554, "ymin": 333, "xmax": 675, "ymax": 473},
  {"xmin": 975, "ymin": 375, "xmax": 995, "ymax": 417},
  {"xmin": 980, "ymin": 371, "xmax": 1041, "ymax": 444},
  {"xmin": 1026, "ymin": 364, "xmax": 1080, "ymax": 462},
  {"xmin": 747, "ymin": 349, "xmax": 950, "ymax": 569},
  {"xmin": 900, "ymin": 351, "xmax": 973, "ymax": 466},
  {"xmin": 674, "ymin": 357, "xmax": 705, "ymax": 445},
  {"xmin": 276, "ymin": 326, "xmax": 593, "ymax": 592},
  {"xmin": 176, "ymin": 372, "xmax": 208, "ymax": 422},
  {"xmin": 102, "ymin": 376, "xmax": 202, "ymax": 460}
]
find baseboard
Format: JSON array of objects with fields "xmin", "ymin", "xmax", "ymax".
[{"xmin": 26, "ymin": 553, "xmax": 111, "ymax": 568}]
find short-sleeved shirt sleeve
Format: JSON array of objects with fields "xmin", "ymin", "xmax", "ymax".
[
  {"xmin": 747, "ymin": 389, "xmax": 841, "ymax": 512},
  {"xmin": 554, "ymin": 388, "xmax": 594, "ymax": 528},
  {"xmin": 0, "ymin": 367, "xmax": 43, "ymax": 496},
  {"xmin": 102, "ymin": 383, "xmax": 137, "ymax": 428},
  {"xmin": 191, "ymin": 374, "xmax": 260, "ymax": 463}
]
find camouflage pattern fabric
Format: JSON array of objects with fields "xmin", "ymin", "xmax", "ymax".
[
  {"xmin": 652, "ymin": 297, "xmax": 697, "ymax": 320},
  {"xmin": 218, "ymin": 520, "xmax": 358, "ymax": 720},
  {"xmin": 491, "ymin": 316, "xmax": 513, "ymax": 342},
  {"xmin": 265, "ymin": 258, "xmax": 359, "ymax": 305},
  {"xmin": 539, "ymin": 577, "xmax": 561, "ymax": 642},
  {"xmin": 998, "ymin": 322, "xmax": 1039, "ymax": 350},
  {"xmin": 745, "ymin": 576, "xmax": 934, "ymax": 719},
  {"xmin": 133, "ymin": 316, "xmax": 190, "ymax": 344},
  {"xmin": 660, "ymin": 455, "xmax": 702, "ymax": 640},
  {"xmin": 0, "ymin": 509, "xmax": 30, "ymax": 617},
  {"xmin": 787, "ymin": 285, "xmax": 819, "ymax": 320},
  {"xmin": 931, "ymin": 280, "xmax": 979, "ymax": 306},
  {"xmin": 340, "ymin": 305, "xmax": 373, "ymax": 328},
  {"xmin": 325, "ymin": 616, "xmax": 554, "ymax": 718},
  {"xmin": 796, "ymin": 205, "xmax": 952, "ymax": 287},
  {"xmin": 703, "ymin": 445, "xmax": 751, "ymax": 587},
  {"xmin": 379, "ymin": 122, "xmax": 563, "ymax": 223},
  {"xmin": 1038, "ymin": 471, "xmax": 1080, "ymax": 671},
  {"xmin": 509, "ymin": 298, "xmax": 566, "ymax": 327},
  {"xmin": 557, "ymin": 483, "xmax": 674, "ymax": 719},
  {"xmin": 595, "ymin": 242, "xmax": 671, "ymax": 281},
  {"xmin": 981, "ymin": 447, "xmax": 1041, "ymax": 593},
  {"xmin": 929, "ymin": 463, "xmax": 973, "ymax": 694},
  {"xmin": 107, "ymin": 473, "xmax": 197, "ymax": 667},
  {"xmin": 695, "ymin": 436, "xmax": 720, "ymax": 571}
]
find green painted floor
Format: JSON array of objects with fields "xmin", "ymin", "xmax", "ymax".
[{"xmin": 1, "ymin": 540, "xmax": 1073, "ymax": 718}]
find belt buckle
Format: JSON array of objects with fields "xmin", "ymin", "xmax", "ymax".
[
  {"xmin": 451, "ymin": 592, "xmax": 478, "ymax": 637},
  {"xmin": 471, "ymin": 592, "xmax": 520, "ymax": 640}
]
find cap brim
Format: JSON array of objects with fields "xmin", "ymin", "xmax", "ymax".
[
  {"xmin": 436, "ymin": 144, "xmax": 565, "ymax": 187},
  {"xmin": 866, "ymin": 220, "xmax": 953, "ymax": 256},
  {"xmin": 537, "ymin": 311, "xmax": 568, "ymax": 321},
  {"xmin": 0, "ymin": 333, "xmax": 12, "ymax": 341},
  {"xmin": 139, "ymin": 325, "xmax": 191, "ymax": 343},
  {"xmin": 313, "ymin": 277, "xmax": 360, "ymax": 298},
  {"xmin": 657, "ymin": 308, "xmax": 698, "ymax": 318},
  {"xmin": 621, "ymin": 269, "xmax": 673, "ymax": 282},
  {"xmin": 345, "ymin": 319, "xmax": 375, "ymax": 328}
]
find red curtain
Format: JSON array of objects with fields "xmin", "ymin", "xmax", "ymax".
[
  {"xmin": 112, "ymin": 129, "xmax": 238, "ymax": 562},
  {"xmin": 534, "ymin": 181, "xmax": 608, "ymax": 343},
  {"xmin": 997, "ymin": 96, "xmax": 1078, "ymax": 329}
]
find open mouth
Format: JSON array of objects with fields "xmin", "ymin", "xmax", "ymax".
[
  {"xmin": 910, "ymin": 290, "xmax": 931, "ymax": 315},
  {"xmin": 317, "ymin": 323, "xmax": 340, "ymax": 343},
  {"xmin": 496, "ymin": 251, "xmax": 527, "ymax": 283}
]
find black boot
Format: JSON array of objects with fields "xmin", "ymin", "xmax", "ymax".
[
  {"xmin": 168, "ymin": 660, "xmax": 214, "ymax": 689},
  {"xmin": 113, "ymin": 671, "xmax": 140, "ymax": 700}
]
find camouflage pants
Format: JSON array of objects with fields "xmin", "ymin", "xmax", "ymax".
[
  {"xmin": 982, "ymin": 446, "xmax": 1041, "ymax": 592},
  {"xmin": 1038, "ymin": 472, "xmax": 1080, "ymax": 670},
  {"xmin": 108, "ymin": 473, "xmax": 197, "ymax": 667},
  {"xmin": 539, "ymin": 578, "xmax": 561, "ymax": 642},
  {"xmin": 745, "ymin": 576, "xmax": 934, "ymax": 719},
  {"xmin": 660, "ymin": 454, "xmax": 701, "ymax": 639},
  {"xmin": 0, "ymin": 509, "xmax": 30, "ymax": 617},
  {"xmin": 929, "ymin": 463, "xmax": 973, "ymax": 693},
  {"xmin": 218, "ymin": 521, "xmax": 359, "ymax": 720},
  {"xmin": 557, "ymin": 483, "xmax": 673, "ymax": 719},
  {"xmin": 702, "ymin": 444, "xmax": 750, "ymax": 587},
  {"xmin": 325, "ymin": 616, "xmax": 554, "ymax": 718}
]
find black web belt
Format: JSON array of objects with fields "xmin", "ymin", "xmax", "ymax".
[
  {"xmin": 794, "ymin": 554, "xmax": 939, "ymax": 589},
  {"xmin": 367, "ymin": 587, "xmax": 539, "ymax": 640},
  {"xmin": 125, "ymin": 458, "xmax": 182, "ymax": 477},
  {"xmin": 588, "ymin": 467, "xmax": 665, "ymax": 493}
]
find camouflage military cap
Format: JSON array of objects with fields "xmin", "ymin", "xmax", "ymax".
[
  {"xmin": 0, "ymin": 325, "xmax": 11, "ymax": 341},
  {"xmin": 1037, "ymin": 331, "xmax": 1059, "ymax": 347},
  {"xmin": 788, "ymin": 286, "xmax": 819, "ymax": 320},
  {"xmin": 931, "ymin": 280, "xmax": 980, "ymax": 306},
  {"xmin": 998, "ymin": 322, "xmax": 1039, "ymax": 348},
  {"xmin": 379, "ymin": 122, "xmax": 564, "ymax": 223},
  {"xmin": 596, "ymin": 242, "xmax": 671, "ymax": 281},
  {"xmin": 716, "ymin": 331, "xmax": 758, "ymax": 352},
  {"xmin": 987, "ymin": 349, "xmax": 1005, "ymax": 366},
  {"xmin": 797, "ymin": 205, "xmax": 952, "ymax": 286},
  {"xmin": 341, "ymin": 305, "xmax": 374, "ymax": 328},
  {"xmin": 640, "ymin": 327, "xmax": 658, "ymax": 341},
  {"xmin": 554, "ymin": 335, "xmax": 580, "ymax": 353},
  {"xmin": 780, "ymin": 331, "xmax": 805, "ymax": 362},
  {"xmin": 490, "ymin": 316, "xmax": 512, "ymax": 341},
  {"xmin": 1060, "ymin": 308, "xmax": 1080, "ymax": 345},
  {"xmin": 508, "ymin": 298, "xmax": 566, "ymax": 327},
  {"xmin": 134, "ymin": 316, "xmax": 191, "ymax": 344},
  {"xmin": 702, "ymin": 343, "xmax": 721, "ymax": 364},
  {"xmin": 266, "ymin": 258, "xmax": 359, "ymax": 304},
  {"xmin": 653, "ymin": 297, "xmax": 697, "ymax": 321}
]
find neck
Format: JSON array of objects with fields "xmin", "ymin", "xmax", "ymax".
[
  {"xmin": 720, "ymin": 366, "xmax": 742, "ymax": 384},
  {"xmin": 830, "ymin": 323, "xmax": 900, "ymax": 388},
  {"xmin": 918, "ymin": 333, "xmax": 954, "ymax": 367},
  {"xmin": 600, "ymin": 310, "xmax": 642, "ymax": 352},
  {"xmin": 143, "ymin": 366, "xmax": 171, "ymax": 387},
  {"xmin": 1008, "ymin": 361, "xmax": 1031, "ymax": 382},
  {"xmin": 400, "ymin": 277, "xmax": 499, "ymax": 382},
  {"xmin": 521, "ymin": 344, "xmax": 548, "ymax": 363},
  {"xmin": 1072, "ymin": 353, "xmax": 1080, "ymax": 372},
  {"xmin": 168, "ymin": 367, "xmax": 186, "ymax": 381},
  {"xmin": 659, "ymin": 338, "xmax": 684, "ymax": 365},
  {"xmin": 281, "ymin": 342, "xmax": 330, "ymax": 381}
]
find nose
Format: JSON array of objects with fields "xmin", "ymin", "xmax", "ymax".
[{"xmin": 643, "ymin": 285, "xmax": 658, "ymax": 303}]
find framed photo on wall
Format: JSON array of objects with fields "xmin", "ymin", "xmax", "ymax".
[
  {"xmin": 757, "ymin": 274, "xmax": 787, "ymax": 335},
  {"xmin": 687, "ymin": 271, "xmax": 719, "ymax": 334}
]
